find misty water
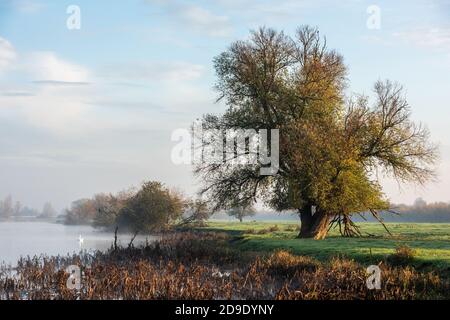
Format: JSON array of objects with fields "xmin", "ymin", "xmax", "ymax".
[{"xmin": 0, "ymin": 221, "xmax": 157, "ymax": 266}]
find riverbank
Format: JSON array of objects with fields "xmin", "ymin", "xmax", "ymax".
[{"xmin": 1, "ymin": 229, "xmax": 449, "ymax": 300}]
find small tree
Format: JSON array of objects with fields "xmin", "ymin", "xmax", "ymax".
[
  {"xmin": 0, "ymin": 195, "xmax": 14, "ymax": 219},
  {"xmin": 227, "ymin": 204, "xmax": 256, "ymax": 222},
  {"xmin": 14, "ymin": 201, "xmax": 22, "ymax": 216},
  {"xmin": 64, "ymin": 199, "xmax": 96, "ymax": 225},
  {"xmin": 414, "ymin": 198, "xmax": 427, "ymax": 208},
  {"xmin": 117, "ymin": 181, "xmax": 184, "ymax": 233},
  {"xmin": 181, "ymin": 198, "xmax": 211, "ymax": 226},
  {"xmin": 40, "ymin": 202, "xmax": 57, "ymax": 218},
  {"xmin": 92, "ymin": 191, "xmax": 132, "ymax": 229}
]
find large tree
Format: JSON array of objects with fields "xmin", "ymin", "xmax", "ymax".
[{"xmin": 195, "ymin": 26, "xmax": 437, "ymax": 239}]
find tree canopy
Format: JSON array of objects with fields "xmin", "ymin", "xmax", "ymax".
[{"xmin": 117, "ymin": 181, "xmax": 184, "ymax": 233}]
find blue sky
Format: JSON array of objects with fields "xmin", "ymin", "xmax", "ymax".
[{"xmin": 0, "ymin": 0, "xmax": 449, "ymax": 210}]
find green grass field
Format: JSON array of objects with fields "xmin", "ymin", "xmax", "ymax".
[{"xmin": 201, "ymin": 221, "xmax": 450, "ymax": 271}]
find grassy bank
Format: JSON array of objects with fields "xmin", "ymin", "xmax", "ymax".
[{"xmin": 200, "ymin": 221, "xmax": 450, "ymax": 271}]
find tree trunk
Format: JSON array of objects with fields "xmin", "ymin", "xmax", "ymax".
[{"xmin": 297, "ymin": 206, "xmax": 330, "ymax": 240}]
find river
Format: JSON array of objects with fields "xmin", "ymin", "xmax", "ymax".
[{"xmin": 0, "ymin": 221, "xmax": 156, "ymax": 266}]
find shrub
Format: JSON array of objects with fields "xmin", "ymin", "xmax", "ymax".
[
  {"xmin": 387, "ymin": 245, "xmax": 417, "ymax": 266},
  {"xmin": 284, "ymin": 225, "xmax": 296, "ymax": 232},
  {"xmin": 117, "ymin": 181, "xmax": 184, "ymax": 233},
  {"xmin": 264, "ymin": 250, "xmax": 319, "ymax": 276},
  {"xmin": 255, "ymin": 225, "xmax": 280, "ymax": 235}
]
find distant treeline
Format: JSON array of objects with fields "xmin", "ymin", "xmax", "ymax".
[
  {"xmin": 65, "ymin": 189, "xmax": 450, "ymax": 227},
  {"xmin": 0, "ymin": 195, "xmax": 57, "ymax": 220},
  {"xmin": 359, "ymin": 199, "xmax": 450, "ymax": 223}
]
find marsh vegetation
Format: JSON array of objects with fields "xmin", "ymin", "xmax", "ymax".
[{"xmin": 0, "ymin": 224, "xmax": 449, "ymax": 300}]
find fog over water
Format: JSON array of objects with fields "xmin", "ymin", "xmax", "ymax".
[{"xmin": 0, "ymin": 222, "xmax": 156, "ymax": 266}]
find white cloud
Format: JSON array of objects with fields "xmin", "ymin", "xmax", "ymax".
[
  {"xmin": 99, "ymin": 61, "xmax": 204, "ymax": 83},
  {"xmin": 393, "ymin": 27, "xmax": 450, "ymax": 50},
  {"xmin": 0, "ymin": 39, "xmax": 93, "ymax": 135},
  {"xmin": 209, "ymin": 0, "xmax": 325, "ymax": 25},
  {"xmin": 0, "ymin": 37, "xmax": 16, "ymax": 74},
  {"xmin": 153, "ymin": 82, "xmax": 216, "ymax": 114},
  {"xmin": 146, "ymin": 0, "xmax": 233, "ymax": 37},
  {"xmin": 11, "ymin": 87, "xmax": 91, "ymax": 135},
  {"xmin": 24, "ymin": 52, "xmax": 90, "ymax": 84},
  {"xmin": 0, "ymin": 37, "xmax": 213, "ymax": 136},
  {"xmin": 13, "ymin": 0, "xmax": 45, "ymax": 14},
  {"xmin": 180, "ymin": 5, "xmax": 232, "ymax": 37}
]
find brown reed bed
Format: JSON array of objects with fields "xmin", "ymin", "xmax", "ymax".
[{"xmin": 0, "ymin": 231, "xmax": 449, "ymax": 300}]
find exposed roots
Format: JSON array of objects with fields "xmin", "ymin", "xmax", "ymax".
[{"xmin": 329, "ymin": 209, "xmax": 394, "ymax": 238}]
